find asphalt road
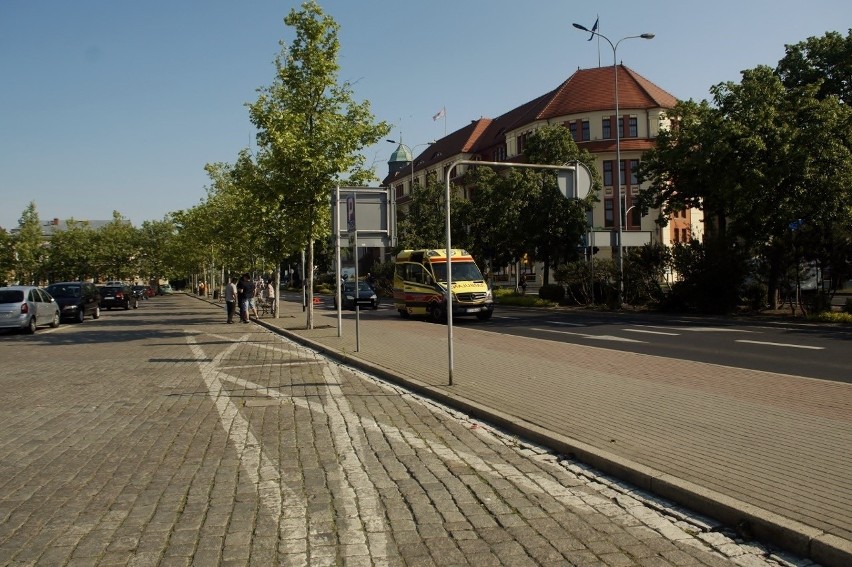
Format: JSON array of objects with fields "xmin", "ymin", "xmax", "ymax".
[{"xmin": 312, "ymin": 295, "xmax": 851, "ymax": 383}]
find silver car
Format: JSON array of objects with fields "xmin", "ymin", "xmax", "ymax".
[{"xmin": 0, "ymin": 286, "xmax": 61, "ymax": 333}]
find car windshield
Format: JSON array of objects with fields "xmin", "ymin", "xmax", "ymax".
[
  {"xmin": 46, "ymin": 285, "xmax": 80, "ymax": 298},
  {"xmin": 342, "ymin": 282, "xmax": 373, "ymax": 293},
  {"xmin": 430, "ymin": 261, "xmax": 485, "ymax": 283},
  {"xmin": 0, "ymin": 290, "xmax": 24, "ymax": 303}
]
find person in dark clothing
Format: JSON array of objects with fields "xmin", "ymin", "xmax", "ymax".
[
  {"xmin": 237, "ymin": 274, "xmax": 249, "ymax": 323},
  {"xmin": 240, "ymin": 274, "xmax": 257, "ymax": 321}
]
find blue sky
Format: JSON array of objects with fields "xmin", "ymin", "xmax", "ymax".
[{"xmin": 2, "ymin": 0, "xmax": 850, "ymax": 230}]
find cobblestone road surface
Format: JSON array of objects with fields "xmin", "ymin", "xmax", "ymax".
[{"xmin": 0, "ymin": 295, "xmax": 816, "ymax": 566}]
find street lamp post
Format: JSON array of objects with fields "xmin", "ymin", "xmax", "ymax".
[{"xmin": 572, "ymin": 23, "xmax": 653, "ymax": 307}]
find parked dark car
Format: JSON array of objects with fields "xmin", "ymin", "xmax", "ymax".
[
  {"xmin": 45, "ymin": 282, "xmax": 101, "ymax": 323},
  {"xmin": 131, "ymin": 285, "xmax": 148, "ymax": 301},
  {"xmin": 334, "ymin": 281, "xmax": 378, "ymax": 310},
  {"xmin": 98, "ymin": 284, "xmax": 138, "ymax": 310},
  {"xmin": 0, "ymin": 286, "xmax": 61, "ymax": 333}
]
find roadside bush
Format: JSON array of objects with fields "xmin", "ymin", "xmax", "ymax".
[
  {"xmin": 554, "ymin": 258, "xmax": 616, "ymax": 305},
  {"xmin": 538, "ymin": 283, "xmax": 565, "ymax": 302}
]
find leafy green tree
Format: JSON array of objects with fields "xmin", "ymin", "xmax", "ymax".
[
  {"xmin": 93, "ymin": 211, "xmax": 139, "ymax": 282},
  {"xmin": 13, "ymin": 202, "xmax": 45, "ymax": 285},
  {"xmin": 137, "ymin": 218, "xmax": 178, "ymax": 285},
  {"xmin": 777, "ymin": 29, "xmax": 852, "ymax": 104},
  {"xmin": 45, "ymin": 219, "xmax": 97, "ymax": 281},
  {"xmin": 456, "ymin": 166, "xmax": 530, "ymax": 275},
  {"xmin": 246, "ymin": 1, "xmax": 389, "ymax": 328},
  {"xmin": 641, "ymin": 56, "xmax": 852, "ymax": 311},
  {"xmin": 397, "ymin": 173, "xmax": 466, "ymax": 251},
  {"xmin": 0, "ymin": 228, "xmax": 14, "ymax": 285},
  {"xmin": 519, "ymin": 126, "xmax": 598, "ymax": 284},
  {"xmin": 456, "ymin": 125, "xmax": 599, "ymax": 285}
]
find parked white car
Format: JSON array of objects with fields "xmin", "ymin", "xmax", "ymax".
[{"xmin": 0, "ymin": 286, "xmax": 61, "ymax": 333}]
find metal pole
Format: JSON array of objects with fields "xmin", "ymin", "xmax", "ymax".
[
  {"xmin": 614, "ymin": 58, "xmax": 624, "ymax": 307},
  {"xmin": 573, "ymin": 24, "xmax": 654, "ymax": 307},
  {"xmin": 335, "ymin": 185, "xmax": 342, "ymax": 337},
  {"xmin": 445, "ymin": 164, "xmax": 454, "ymax": 386}
]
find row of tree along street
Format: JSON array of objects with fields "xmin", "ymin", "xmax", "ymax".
[{"xmin": 2, "ymin": 2, "xmax": 849, "ymax": 320}]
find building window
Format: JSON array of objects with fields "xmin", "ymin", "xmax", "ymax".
[
  {"xmin": 568, "ymin": 121, "xmax": 578, "ymax": 141},
  {"xmin": 619, "ymin": 160, "xmax": 626, "ymax": 185},
  {"xmin": 629, "ymin": 116, "xmax": 638, "ymax": 137},
  {"xmin": 682, "ymin": 228, "xmax": 689, "ymax": 242},
  {"xmin": 582, "ymin": 120, "xmax": 590, "ymax": 141},
  {"xmin": 603, "ymin": 161, "xmax": 613, "ymax": 186},
  {"xmin": 629, "ymin": 159, "xmax": 639, "ymax": 185},
  {"xmin": 602, "ymin": 117, "xmax": 611, "ymax": 139},
  {"xmin": 629, "ymin": 196, "xmax": 641, "ymax": 227},
  {"xmin": 604, "ymin": 199, "xmax": 614, "ymax": 227}
]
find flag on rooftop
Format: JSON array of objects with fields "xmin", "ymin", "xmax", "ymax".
[{"xmin": 432, "ymin": 107, "xmax": 446, "ymax": 121}]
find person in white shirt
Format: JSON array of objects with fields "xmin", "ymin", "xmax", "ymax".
[{"xmin": 224, "ymin": 277, "xmax": 238, "ymax": 324}]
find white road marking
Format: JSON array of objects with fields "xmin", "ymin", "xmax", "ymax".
[
  {"xmin": 531, "ymin": 328, "xmax": 645, "ymax": 343},
  {"xmin": 192, "ymin": 329, "xmax": 781, "ymax": 564},
  {"xmin": 190, "ymin": 332, "xmax": 391, "ymax": 565},
  {"xmin": 623, "ymin": 328, "xmax": 680, "ymax": 336},
  {"xmin": 633, "ymin": 325, "xmax": 753, "ymax": 333},
  {"xmin": 545, "ymin": 320, "xmax": 586, "ymax": 327},
  {"xmin": 186, "ymin": 335, "xmax": 301, "ymax": 541},
  {"xmin": 735, "ymin": 340, "xmax": 825, "ymax": 350}
]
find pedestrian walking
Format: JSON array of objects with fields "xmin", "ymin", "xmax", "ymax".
[
  {"xmin": 240, "ymin": 274, "xmax": 257, "ymax": 322},
  {"xmin": 224, "ymin": 277, "xmax": 238, "ymax": 324},
  {"xmin": 519, "ymin": 273, "xmax": 527, "ymax": 295},
  {"xmin": 237, "ymin": 274, "xmax": 247, "ymax": 323}
]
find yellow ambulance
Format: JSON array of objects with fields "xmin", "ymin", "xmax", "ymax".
[{"xmin": 393, "ymin": 249, "xmax": 494, "ymax": 322}]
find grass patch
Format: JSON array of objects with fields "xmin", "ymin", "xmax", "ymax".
[
  {"xmin": 809, "ymin": 311, "xmax": 852, "ymax": 325},
  {"xmin": 493, "ymin": 287, "xmax": 557, "ymax": 308}
]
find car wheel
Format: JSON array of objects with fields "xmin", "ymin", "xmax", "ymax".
[
  {"xmin": 429, "ymin": 302, "xmax": 446, "ymax": 324},
  {"xmin": 398, "ymin": 309, "xmax": 409, "ymax": 318},
  {"xmin": 26, "ymin": 317, "xmax": 37, "ymax": 334},
  {"xmin": 77, "ymin": 308, "xmax": 86, "ymax": 323},
  {"xmin": 93, "ymin": 307, "xmax": 100, "ymax": 320},
  {"xmin": 50, "ymin": 312, "xmax": 60, "ymax": 328}
]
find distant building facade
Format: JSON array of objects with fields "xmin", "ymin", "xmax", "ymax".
[{"xmin": 383, "ymin": 65, "xmax": 703, "ymax": 281}]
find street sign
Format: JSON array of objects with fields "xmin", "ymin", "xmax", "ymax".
[
  {"xmin": 346, "ymin": 194, "xmax": 356, "ymax": 233},
  {"xmin": 557, "ymin": 161, "xmax": 593, "ymax": 199}
]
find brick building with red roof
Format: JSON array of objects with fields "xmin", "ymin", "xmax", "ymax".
[{"xmin": 384, "ymin": 65, "xmax": 702, "ymax": 283}]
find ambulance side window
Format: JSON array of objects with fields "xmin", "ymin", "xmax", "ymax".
[{"xmin": 407, "ymin": 263, "xmax": 427, "ymax": 285}]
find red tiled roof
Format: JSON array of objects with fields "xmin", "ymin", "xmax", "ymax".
[
  {"xmin": 540, "ymin": 65, "xmax": 677, "ymax": 117},
  {"xmin": 382, "ymin": 66, "xmax": 677, "ymax": 185}
]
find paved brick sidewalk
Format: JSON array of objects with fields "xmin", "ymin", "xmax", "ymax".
[
  {"xmin": 256, "ymin": 296, "xmax": 852, "ymax": 567},
  {"xmin": 0, "ymin": 294, "xmax": 798, "ymax": 566}
]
